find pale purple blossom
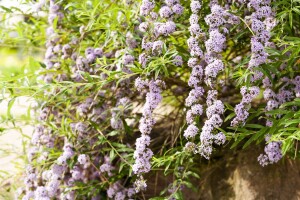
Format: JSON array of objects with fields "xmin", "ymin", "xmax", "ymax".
[
  {"xmin": 189, "ymin": 24, "xmax": 202, "ymax": 37},
  {"xmin": 35, "ymin": 186, "xmax": 49, "ymax": 199},
  {"xmin": 78, "ymin": 154, "xmax": 89, "ymax": 165},
  {"xmin": 140, "ymin": 0, "xmax": 155, "ymax": 16},
  {"xmin": 159, "ymin": 6, "xmax": 173, "ymax": 19},
  {"xmin": 152, "ymin": 40, "xmax": 164, "ymax": 55},
  {"xmin": 232, "ymin": 86, "xmax": 260, "ymax": 126},
  {"xmin": 189, "ymin": 14, "xmax": 199, "ymax": 25},
  {"xmin": 123, "ymin": 54, "xmax": 135, "ymax": 65},
  {"xmin": 173, "ymin": 55, "xmax": 183, "ymax": 66},
  {"xmin": 205, "ymin": 30, "xmax": 226, "ymax": 53},
  {"xmin": 139, "ymin": 53, "xmax": 148, "ymax": 67},
  {"xmin": 172, "ymin": 4, "xmax": 184, "ymax": 15},
  {"xmin": 184, "ymin": 124, "xmax": 199, "ymax": 139},
  {"xmin": 214, "ymin": 132, "xmax": 226, "ymax": 145},
  {"xmin": 185, "ymin": 87, "xmax": 205, "ymax": 107},
  {"xmin": 165, "ymin": 21, "xmax": 176, "ymax": 34},
  {"xmin": 134, "ymin": 177, "xmax": 147, "ymax": 193},
  {"xmin": 134, "ymin": 79, "xmax": 164, "ymax": 191},
  {"xmin": 258, "ymin": 135, "xmax": 282, "ymax": 166},
  {"xmin": 191, "ymin": 104, "xmax": 203, "ymax": 115},
  {"xmin": 166, "ymin": 0, "xmax": 179, "ymax": 6},
  {"xmin": 139, "ymin": 22, "xmax": 149, "ymax": 32},
  {"xmin": 190, "ymin": 1, "xmax": 202, "ymax": 14}
]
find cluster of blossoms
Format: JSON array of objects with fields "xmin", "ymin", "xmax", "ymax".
[
  {"xmin": 107, "ymin": 181, "xmax": 135, "ymax": 199},
  {"xmin": 262, "ymin": 75, "xmax": 299, "ymax": 126},
  {"xmin": 20, "ymin": 1, "xmax": 139, "ymax": 199},
  {"xmin": 232, "ymin": 0, "xmax": 277, "ymax": 128},
  {"xmin": 199, "ymin": 90, "xmax": 226, "ymax": 159},
  {"xmin": 154, "ymin": 0, "xmax": 183, "ymax": 37},
  {"xmin": 134, "ymin": 0, "xmax": 157, "ymax": 191},
  {"xmin": 138, "ymin": 0, "xmax": 183, "ymax": 68},
  {"xmin": 21, "ymin": 1, "xmax": 65, "ymax": 199},
  {"xmin": 183, "ymin": 0, "xmax": 204, "ymax": 150},
  {"xmin": 231, "ymin": 86, "xmax": 260, "ymax": 126},
  {"xmin": 204, "ymin": 3, "xmax": 239, "ymax": 85},
  {"xmin": 257, "ymin": 75, "xmax": 299, "ymax": 165},
  {"xmin": 258, "ymin": 135, "xmax": 282, "ymax": 166},
  {"xmin": 196, "ymin": 3, "xmax": 238, "ymax": 159},
  {"xmin": 248, "ymin": 0, "xmax": 276, "ymax": 81},
  {"xmin": 133, "ymin": 78, "xmax": 165, "ymax": 192},
  {"xmin": 259, "ymin": 74, "xmax": 299, "ymax": 158},
  {"xmin": 72, "ymin": 42, "xmax": 105, "ymax": 83},
  {"xmin": 134, "ymin": 0, "xmax": 183, "ymax": 192},
  {"xmin": 110, "ymin": 97, "xmax": 131, "ymax": 130},
  {"xmin": 42, "ymin": 0, "xmax": 66, "ymax": 83}
]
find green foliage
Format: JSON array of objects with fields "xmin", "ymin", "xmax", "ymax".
[{"xmin": 0, "ymin": 0, "xmax": 300, "ymax": 199}]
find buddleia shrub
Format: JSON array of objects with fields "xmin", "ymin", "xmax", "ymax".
[{"xmin": 0, "ymin": 0, "xmax": 300, "ymax": 199}]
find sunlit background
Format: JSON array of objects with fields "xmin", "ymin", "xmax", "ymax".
[{"xmin": 0, "ymin": 0, "xmax": 39, "ymax": 198}]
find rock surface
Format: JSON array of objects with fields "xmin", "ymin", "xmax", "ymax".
[
  {"xmin": 145, "ymin": 145, "xmax": 300, "ymax": 200},
  {"xmin": 191, "ymin": 146, "xmax": 300, "ymax": 200}
]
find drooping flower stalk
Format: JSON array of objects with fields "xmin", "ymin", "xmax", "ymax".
[
  {"xmin": 258, "ymin": 134, "xmax": 282, "ymax": 166},
  {"xmin": 199, "ymin": 90, "xmax": 226, "ymax": 159},
  {"xmin": 133, "ymin": 0, "xmax": 157, "ymax": 192},
  {"xmin": 22, "ymin": 1, "xmax": 66, "ymax": 199},
  {"xmin": 231, "ymin": 0, "xmax": 276, "ymax": 127},
  {"xmin": 248, "ymin": 0, "xmax": 275, "ymax": 80},
  {"xmin": 133, "ymin": 79, "xmax": 164, "ymax": 192},
  {"xmin": 231, "ymin": 86, "xmax": 260, "ymax": 126},
  {"xmin": 196, "ymin": 2, "xmax": 238, "ymax": 159},
  {"xmin": 134, "ymin": 0, "xmax": 183, "ymax": 192},
  {"xmin": 258, "ymin": 75, "xmax": 299, "ymax": 166},
  {"xmin": 183, "ymin": 0, "xmax": 204, "ymax": 152}
]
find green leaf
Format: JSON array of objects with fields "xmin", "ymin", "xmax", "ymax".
[
  {"xmin": 7, "ymin": 97, "xmax": 16, "ymax": 120},
  {"xmin": 282, "ymin": 138, "xmax": 294, "ymax": 155},
  {"xmin": 243, "ymin": 127, "xmax": 268, "ymax": 149}
]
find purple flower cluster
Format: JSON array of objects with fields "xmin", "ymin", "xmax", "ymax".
[
  {"xmin": 196, "ymin": 3, "xmax": 239, "ymax": 158},
  {"xmin": 43, "ymin": 0, "xmax": 66, "ymax": 82},
  {"xmin": 23, "ymin": 165, "xmax": 37, "ymax": 189},
  {"xmin": 135, "ymin": 0, "xmax": 183, "ymax": 192},
  {"xmin": 258, "ymin": 135, "xmax": 282, "ymax": 166},
  {"xmin": 107, "ymin": 181, "xmax": 135, "ymax": 199},
  {"xmin": 248, "ymin": 0, "xmax": 275, "ymax": 82},
  {"xmin": 133, "ymin": 135, "xmax": 152, "ymax": 174},
  {"xmin": 293, "ymin": 76, "xmax": 300, "ymax": 98},
  {"xmin": 204, "ymin": 58, "xmax": 224, "ymax": 83},
  {"xmin": 138, "ymin": 0, "xmax": 156, "ymax": 70},
  {"xmin": 140, "ymin": 0, "xmax": 155, "ymax": 16},
  {"xmin": 78, "ymin": 154, "xmax": 90, "ymax": 168},
  {"xmin": 263, "ymin": 76, "xmax": 299, "ymax": 126},
  {"xmin": 156, "ymin": 1, "xmax": 183, "ymax": 35},
  {"xmin": 138, "ymin": 0, "xmax": 183, "ymax": 68},
  {"xmin": 110, "ymin": 97, "xmax": 131, "ymax": 130},
  {"xmin": 187, "ymin": 28, "xmax": 203, "ymax": 58},
  {"xmin": 173, "ymin": 55, "xmax": 183, "ymax": 66},
  {"xmin": 183, "ymin": 1, "xmax": 204, "ymax": 150},
  {"xmin": 98, "ymin": 156, "xmax": 114, "ymax": 177},
  {"xmin": 57, "ymin": 143, "xmax": 75, "ymax": 165},
  {"xmin": 22, "ymin": 1, "xmax": 67, "ymax": 198},
  {"xmin": 72, "ymin": 46, "xmax": 104, "ymax": 82},
  {"xmin": 259, "ymin": 77, "xmax": 296, "ymax": 167},
  {"xmin": 133, "ymin": 79, "xmax": 164, "ymax": 192},
  {"xmin": 204, "ymin": 3, "xmax": 238, "ymax": 86},
  {"xmin": 21, "ymin": 0, "xmax": 143, "ymax": 199},
  {"xmin": 231, "ymin": 86, "xmax": 260, "ymax": 126},
  {"xmin": 199, "ymin": 90, "xmax": 226, "ymax": 159}
]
